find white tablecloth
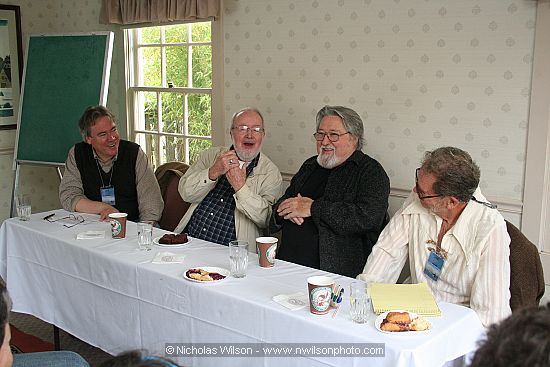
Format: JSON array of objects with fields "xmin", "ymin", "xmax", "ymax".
[{"xmin": 0, "ymin": 210, "xmax": 485, "ymax": 367}]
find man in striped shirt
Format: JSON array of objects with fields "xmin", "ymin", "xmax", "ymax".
[{"xmin": 358, "ymin": 147, "xmax": 511, "ymax": 327}]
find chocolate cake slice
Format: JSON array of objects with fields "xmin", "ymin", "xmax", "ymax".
[{"xmin": 159, "ymin": 233, "xmax": 188, "ymax": 244}]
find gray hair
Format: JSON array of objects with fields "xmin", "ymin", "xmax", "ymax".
[
  {"xmin": 420, "ymin": 146, "xmax": 480, "ymax": 203},
  {"xmin": 78, "ymin": 105, "xmax": 116, "ymax": 141},
  {"xmin": 231, "ymin": 107, "xmax": 264, "ymax": 128},
  {"xmin": 315, "ymin": 105, "xmax": 364, "ymax": 150}
]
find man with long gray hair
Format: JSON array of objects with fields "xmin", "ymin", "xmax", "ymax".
[
  {"xmin": 269, "ymin": 105, "xmax": 390, "ymax": 277},
  {"xmin": 359, "ymin": 147, "xmax": 511, "ymax": 327}
]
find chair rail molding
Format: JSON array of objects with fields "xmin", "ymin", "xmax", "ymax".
[
  {"xmin": 281, "ymin": 172, "xmax": 523, "ymax": 215},
  {"xmin": 0, "ymin": 148, "xmax": 14, "ymax": 156}
]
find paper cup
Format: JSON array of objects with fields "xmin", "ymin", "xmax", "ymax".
[
  {"xmin": 256, "ymin": 236, "xmax": 278, "ymax": 268},
  {"xmin": 109, "ymin": 213, "xmax": 127, "ymax": 239},
  {"xmin": 307, "ymin": 276, "xmax": 334, "ymax": 315}
]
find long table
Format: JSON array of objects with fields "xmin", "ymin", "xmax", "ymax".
[{"xmin": 0, "ymin": 210, "xmax": 485, "ymax": 367}]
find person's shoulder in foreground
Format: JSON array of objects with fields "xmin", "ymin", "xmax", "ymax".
[
  {"xmin": 469, "ymin": 302, "xmax": 550, "ymax": 367},
  {"xmin": 0, "ymin": 280, "xmax": 89, "ymax": 367},
  {"xmin": 100, "ymin": 350, "xmax": 183, "ymax": 367}
]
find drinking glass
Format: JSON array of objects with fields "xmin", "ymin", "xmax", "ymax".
[
  {"xmin": 16, "ymin": 194, "xmax": 31, "ymax": 221},
  {"xmin": 137, "ymin": 222, "xmax": 153, "ymax": 251},
  {"xmin": 229, "ymin": 240, "xmax": 248, "ymax": 278},
  {"xmin": 349, "ymin": 281, "xmax": 371, "ymax": 323}
]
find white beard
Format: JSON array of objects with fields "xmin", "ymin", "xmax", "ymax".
[
  {"xmin": 235, "ymin": 148, "xmax": 259, "ymax": 162},
  {"xmin": 317, "ymin": 145, "xmax": 341, "ymax": 169}
]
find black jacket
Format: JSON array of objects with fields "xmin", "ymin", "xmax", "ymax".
[{"xmin": 270, "ymin": 150, "xmax": 390, "ymax": 278}]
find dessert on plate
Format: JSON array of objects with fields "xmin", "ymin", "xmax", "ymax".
[
  {"xmin": 380, "ymin": 311, "xmax": 431, "ymax": 332},
  {"xmin": 159, "ymin": 233, "xmax": 188, "ymax": 244},
  {"xmin": 185, "ymin": 268, "xmax": 226, "ymax": 282}
]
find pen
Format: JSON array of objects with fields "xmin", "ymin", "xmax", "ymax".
[
  {"xmin": 332, "ymin": 285, "xmax": 341, "ymax": 303},
  {"xmin": 331, "ymin": 284, "xmax": 339, "ymax": 302},
  {"xmin": 336, "ymin": 288, "xmax": 344, "ymax": 303},
  {"xmin": 43, "ymin": 213, "xmax": 55, "ymax": 221}
]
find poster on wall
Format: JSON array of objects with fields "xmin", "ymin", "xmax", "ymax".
[{"xmin": 0, "ymin": 4, "xmax": 23, "ymax": 129}]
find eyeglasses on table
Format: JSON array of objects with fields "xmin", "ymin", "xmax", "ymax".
[{"xmin": 44, "ymin": 214, "xmax": 85, "ymax": 228}]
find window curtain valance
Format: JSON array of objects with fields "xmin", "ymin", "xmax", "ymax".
[{"xmin": 100, "ymin": 0, "xmax": 220, "ymax": 25}]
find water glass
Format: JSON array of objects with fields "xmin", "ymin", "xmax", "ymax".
[
  {"xmin": 137, "ymin": 222, "xmax": 153, "ymax": 251},
  {"xmin": 229, "ymin": 240, "xmax": 248, "ymax": 278},
  {"xmin": 349, "ymin": 281, "xmax": 371, "ymax": 324},
  {"xmin": 16, "ymin": 194, "xmax": 31, "ymax": 221}
]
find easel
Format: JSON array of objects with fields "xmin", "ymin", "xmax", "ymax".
[{"xmin": 10, "ymin": 32, "xmax": 113, "ymax": 218}]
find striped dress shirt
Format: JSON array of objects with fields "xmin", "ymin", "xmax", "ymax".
[{"xmin": 358, "ymin": 188, "xmax": 511, "ymax": 327}]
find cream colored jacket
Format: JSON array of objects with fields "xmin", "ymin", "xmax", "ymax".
[{"xmin": 174, "ymin": 146, "xmax": 282, "ymax": 252}]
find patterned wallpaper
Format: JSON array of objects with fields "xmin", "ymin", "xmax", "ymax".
[
  {"xmin": 0, "ymin": 0, "xmax": 537, "ymax": 224},
  {"xmin": 223, "ymin": 0, "xmax": 536, "ymax": 204},
  {"xmin": 0, "ymin": 0, "xmax": 125, "ymax": 222}
]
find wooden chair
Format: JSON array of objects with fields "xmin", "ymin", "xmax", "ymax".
[
  {"xmin": 155, "ymin": 162, "xmax": 191, "ymax": 232},
  {"xmin": 507, "ymin": 220, "xmax": 545, "ymax": 312}
]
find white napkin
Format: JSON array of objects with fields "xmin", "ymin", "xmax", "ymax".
[
  {"xmin": 152, "ymin": 252, "xmax": 186, "ymax": 264},
  {"xmin": 76, "ymin": 230, "xmax": 105, "ymax": 240},
  {"xmin": 272, "ymin": 292, "xmax": 309, "ymax": 311}
]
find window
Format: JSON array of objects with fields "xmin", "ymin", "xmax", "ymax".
[{"xmin": 125, "ymin": 21, "xmax": 217, "ymax": 168}]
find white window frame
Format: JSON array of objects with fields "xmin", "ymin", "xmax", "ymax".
[
  {"xmin": 123, "ymin": 17, "xmax": 224, "ymax": 168},
  {"xmin": 523, "ymin": 2, "xmax": 550, "ymax": 288}
]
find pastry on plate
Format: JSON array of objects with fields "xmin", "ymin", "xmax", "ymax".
[
  {"xmin": 380, "ymin": 311, "xmax": 431, "ymax": 332},
  {"xmin": 185, "ymin": 268, "xmax": 226, "ymax": 282},
  {"xmin": 159, "ymin": 233, "xmax": 188, "ymax": 244}
]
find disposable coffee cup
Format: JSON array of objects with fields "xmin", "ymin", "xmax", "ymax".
[
  {"xmin": 307, "ymin": 276, "xmax": 334, "ymax": 315},
  {"xmin": 256, "ymin": 236, "xmax": 278, "ymax": 268},
  {"xmin": 108, "ymin": 213, "xmax": 127, "ymax": 239}
]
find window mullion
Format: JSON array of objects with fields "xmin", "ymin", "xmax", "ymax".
[
  {"xmin": 157, "ymin": 92, "xmax": 162, "ymax": 166},
  {"xmin": 184, "ymin": 93, "xmax": 190, "ymax": 163},
  {"xmin": 187, "ymin": 25, "xmax": 193, "ymax": 88}
]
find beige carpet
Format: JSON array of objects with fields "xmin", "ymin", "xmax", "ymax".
[{"xmin": 10, "ymin": 312, "xmax": 112, "ymax": 367}]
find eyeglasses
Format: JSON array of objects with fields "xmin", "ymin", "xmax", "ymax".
[
  {"xmin": 92, "ymin": 126, "xmax": 118, "ymax": 141},
  {"xmin": 45, "ymin": 214, "xmax": 85, "ymax": 228},
  {"xmin": 471, "ymin": 196, "xmax": 497, "ymax": 209},
  {"xmin": 415, "ymin": 168, "xmax": 442, "ymax": 200},
  {"xmin": 313, "ymin": 131, "xmax": 350, "ymax": 142},
  {"xmin": 232, "ymin": 125, "xmax": 264, "ymax": 135}
]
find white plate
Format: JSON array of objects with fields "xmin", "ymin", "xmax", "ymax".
[
  {"xmin": 183, "ymin": 266, "xmax": 230, "ymax": 283},
  {"xmin": 153, "ymin": 235, "xmax": 193, "ymax": 248},
  {"xmin": 375, "ymin": 310, "xmax": 432, "ymax": 334}
]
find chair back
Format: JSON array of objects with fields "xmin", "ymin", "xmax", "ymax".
[
  {"xmin": 155, "ymin": 162, "xmax": 191, "ymax": 232},
  {"xmin": 507, "ymin": 220, "xmax": 545, "ymax": 312}
]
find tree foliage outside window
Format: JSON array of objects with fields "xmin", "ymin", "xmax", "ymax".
[{"xmin": 127, "ymin": 22, "xmax": 213, "ymax": 169}]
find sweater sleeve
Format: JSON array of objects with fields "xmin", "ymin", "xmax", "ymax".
[{"xmin": 311, "ymin": 159, "xmax": 390, "ymax": 236}]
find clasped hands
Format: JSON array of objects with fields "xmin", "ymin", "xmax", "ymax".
[
  {"xmin": 208, "ymin": 150, "xmax": 246, "ymax": 191},
  {"xmin": 277, "ymin": 194, "xmax": 313, "ymax": 226}
]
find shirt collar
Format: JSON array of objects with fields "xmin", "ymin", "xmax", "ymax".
[
  {"xmin": 402, "ymin": 187, "xmax": 488, "ymax": 261},
  {"xmin": 92, "ymin": 148, "xmax": 117, "ymax": 166},
  {"xmin": 228, "ymin": 145, "xmax": 260, "ymax": 175}
]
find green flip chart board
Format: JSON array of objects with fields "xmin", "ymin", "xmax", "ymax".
[{"xmin": 14, "ymin": 32, "xmax": 113, "ymax": 166}]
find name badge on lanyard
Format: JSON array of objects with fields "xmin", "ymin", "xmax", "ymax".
[
  {"xmin": 424, "ymin": 249, "xmax": 445, "ymax": 282},
  {"xmin": 100, "ymin": 185, "xmax": 116, "ymax": 205}
]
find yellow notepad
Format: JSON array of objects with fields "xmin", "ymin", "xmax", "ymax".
[{"xmin": 369, "ymin": 283, "xmax": 442, "ymax": 316}]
